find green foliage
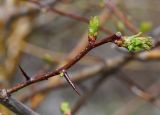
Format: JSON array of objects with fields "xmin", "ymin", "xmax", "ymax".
[
  {"xmin": 88, "ymin": 16, "xmax": 100, "ymax": 38},
  {"xmin": 123, "ymin": 32, "xmax": 153, "ymax": 52},
  {"xmin": 60, "ymin": 101, "xmax": 71, "ymax": 115},
  {"xmin": 140, "ymin": 21, "xmax": 152, "ymax": 33}
]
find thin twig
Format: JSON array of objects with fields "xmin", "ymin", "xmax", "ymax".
[
  {"xmin": 105, "ymin": 0, "xmax": 139, "ymax": 34},
  {"xmin": 7, "ymin": 34, "xmax": 120, "ymax": 95},
  {"xmin": 19, "ymin": 40, "xmax": 160, "ymax": 102},
  {"xmin": 117, "ymin": 73, "xmax": 160, "ymax": 108},
  {"xmin": 112, "ymin": 80, "xmax": 160, "ymax": 115},
  {"xmin": 20, "ymin": 55, "xmax": 132, "ymax": 102},
  {"xmin": 27, "ymin": 0, "xmax": 113, "ymax": 35},
  {"xmin": 24, "ymin": 8, "xmax": 114, "ymax": 108}
]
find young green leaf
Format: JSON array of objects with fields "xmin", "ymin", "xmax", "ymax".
[
  {"xmin": 114, "ymin": 32, "xmax": 153, "ymax": 52},
  {"xmin": 88, "ymin": 16, "xmax": 100, "ymax": 42},
  {"xmin": 123, "ymin": 32, "xmax": 153, "ymax": 52}
]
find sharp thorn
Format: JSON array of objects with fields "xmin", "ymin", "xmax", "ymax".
[
  {"xmin": 64, "ymin": 72, "xmax": 81, "ymax": 96},
  {"xmin": 18, "ymin": 65, "xmax": 31, "ymax": 81}
]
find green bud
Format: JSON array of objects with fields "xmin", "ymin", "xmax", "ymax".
[
  {"xmin": 122, "ymin": 32, "xmax": 153, "ymax": 52},
  {"xmin": 88, "ymin": 16, "xmax": 100, "ymax": 38},
  {"xmin": 60, "ymin": 72, "xmax": 64, "ymax": 77},
  {"xmin": 60, "ymin": 101, "xmax": 71, "ymax": 115}
]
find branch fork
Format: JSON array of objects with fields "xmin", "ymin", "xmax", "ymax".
[{"xmin": 0, "ymin": 89, "xmax": 9, "ymax": 101}]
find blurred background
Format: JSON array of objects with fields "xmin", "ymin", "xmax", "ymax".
[{"xmin": 0, "ymin": 0, "xmax": 160, "ymax": 115}]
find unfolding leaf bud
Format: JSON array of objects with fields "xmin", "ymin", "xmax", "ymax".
[
  {"xmin": 88, "ymin": 16, "xmax": 100, "ymax": 43},
  {"xmin": 114, "ymin": 32, "xmax": 153, "ymax": 52}
]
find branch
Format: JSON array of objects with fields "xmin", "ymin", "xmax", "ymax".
[
  {"xmin": 22, "ymin": 9, "xmax": 114, "ymax": 107},
  {"xmin": 0, "ymin": 89, "xmax": 39, "ymax": 115},
  {"xmin": 105, "ymin": 0, "xmax": 139, "ymax": 34},
  {"xmin": 20, "ymin": 55, "xmax": 131, "ymax": 102},
  {"xmin": 117, "ymin": 73, "xmax": 155, "ymax": 102},
  {"xmin": 6, "ymin": 34, "xmax": 120, "ymax": 95},
  {"xmin": 112, "ymin": 80, "xmax": 160, "ymax": 115},
  {"xmin": 27, "ymin": 0, "xmax": 113, "ymax": 34},
  {"xmin": 19, "ymin": 36, "xmax": 160, "ymax": 101}
]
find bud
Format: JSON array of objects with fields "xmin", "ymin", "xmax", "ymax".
[
  {"xmin": 122, "ymin": 32, "xmax": 153, "ymax": 52},
  {"xmin": 88, "ymin": 16, "xmax": 100, "ymax": 43},
  {"xmin": 60, "ymin": 71, "xmax": 64, "ymax": 77},
  {"xmin": 60, "ymin": 101, "xmax": 71, "ymax": 115}
]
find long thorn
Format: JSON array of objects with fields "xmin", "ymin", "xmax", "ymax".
[
  {"xmin": 63, "ymin": 72, "xmax": 80, "ymax": 96},
  {"xmin": 18, "ymin": 65, "xmax": 31, "ymax": 81}
]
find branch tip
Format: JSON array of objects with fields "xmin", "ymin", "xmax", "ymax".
[{"xmin": 88, "ymin": 16, "xmax": 100, "ymax": 43}]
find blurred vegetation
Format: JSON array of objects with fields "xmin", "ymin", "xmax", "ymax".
[{"xmin": 0, "ymin": 0, "xmax": 160, "ymax": 115}]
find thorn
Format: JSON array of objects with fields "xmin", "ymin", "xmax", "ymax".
[
  {"xmin": 63, "ymin": 71, "xmax": 80, "ymax": 96},
  {"xmin": 18, "ymin": 65, "xmax": 31, "ymax": 81}
]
